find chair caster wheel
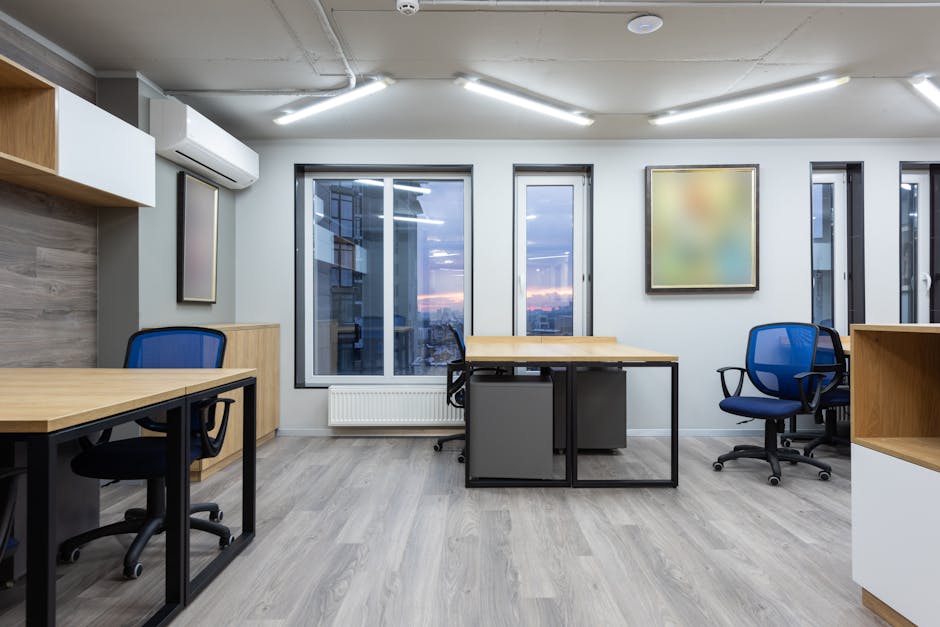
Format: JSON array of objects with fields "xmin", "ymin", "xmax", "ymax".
[
  {"xmin": 782, "ymin": 439, "xmax": 791, "ymax": 447},
  {"xmin": 805, "ymin": 451, "xmax": 814, "ymax": 458},
  {"xmin": 712, "ymin": 462, "xmax": 723, "ymax": 471},
  {"xmin": 433, "ymin": 444, "xmax": 442, "ymax": 452},
  {"xmin": 210, "ymin": 509, "xmax": 223, "ymax": 522},
  {"xmin": 457, "ymin": 455, "xmax": 465, "ymax": 464},
  {"xmin": 818, "ymin": 471, "xmax": 831, "ymax": 481},
  {"xmin": 220, "ymin": 534, "xmax": 235, "ymax": 549},
  {"xmin": 768, "ymin": 475, "xmax": 781, "ymax": 486},
  {"xmin": 124, "ymin": 562, "xmax": 143, "ymax": 579},
  {"xmin": 60, "ymin": 547, "xmax": 80, "ymax": 564}
]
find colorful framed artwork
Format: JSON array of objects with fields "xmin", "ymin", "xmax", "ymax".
[
  {"xmin": 645, "ymin": 164, "xmax": 759, "ymax": 293},
  {"xmin": 177, "ymin": 171, "xmax": 219, "ymax": 303}
]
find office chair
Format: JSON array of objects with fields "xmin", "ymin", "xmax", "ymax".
[
  {"xmin": 433, "ymin": 325, "xmax": 504, "ymax": 463},
  {"xmin": 801, "ymin": 326, "xmax": 850, "ymax": 457},
  {"xmin": 433, "ymin": 325, "xmax": 472, "ymax": 463},
  {"xmin": 59, "ymin": 327, "xmax": 236, "ymax": 579},
  {"xmin": 712, "ymin": 322, "xmax": 833, "ymax": 485},
  {"xmin": 0, "ymin": 468, "xmax": 24, "ymax": 565}
]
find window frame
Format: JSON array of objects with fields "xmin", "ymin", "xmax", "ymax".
[{"xmin": 295, "ymin": 167, "xmax": 472, "ymax": 388}]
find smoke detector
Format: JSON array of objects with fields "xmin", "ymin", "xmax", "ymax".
[
  {"xmin": 627, "ymin": 14, "xmax": 663, "ymax": 35},
  {"xmin": 397, "ymin": 0, "xmax": 419, "ymax": 15}
]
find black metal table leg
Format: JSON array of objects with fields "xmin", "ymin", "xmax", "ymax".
[
  {"xmin": 26, "ymin": 437, "xmax": 56, "ymax": 627},
  {"xmin": 671, "ymin": 361, "xmax": 680, "ymax": 488},
  {"xmin": 165, "ymin": 404, "xmax": 189, "ymax": 607},
  {"xmin": 242, "ymin": 382, "xmax": 257, "ymax": 536}
]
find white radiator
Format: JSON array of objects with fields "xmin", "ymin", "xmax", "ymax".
[{"xmin": 328, "ymin": 386, "xmax": 464, "ymax": 427}]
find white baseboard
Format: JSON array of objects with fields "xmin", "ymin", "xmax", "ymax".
[{"xmin": 278, "ymin": 427, "xmax": 764, "ymax": 438}]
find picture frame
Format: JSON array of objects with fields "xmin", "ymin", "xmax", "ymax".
[
  {"xmin": 177, "ymin": 171, "xmax": 219, "ymax": 303},
  {"xmin": 645, "ymin": 164, "xmax": 759, "ymax": 294}
]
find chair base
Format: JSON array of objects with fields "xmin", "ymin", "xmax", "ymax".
[
  {"xmin": 803, "ymin": 407, "xmax": 851, "ymax": 457},
  {"xmin": 714, "ymin": 418, "xmax": 832, "ymax": 485},
  {"xmin": 59, "ymin": 478, "xmax": 232, "ymax": 579}
]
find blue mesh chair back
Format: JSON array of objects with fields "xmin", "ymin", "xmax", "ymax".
[
  {"xmin": 124, "ymin": 327, "xmax": 226, "ymax": 369},
  {"xmin": 746, "ymin": 323, "xmax": 819, "ymax": 400},
  {"xmin": 124, "ymin": 327, "xmax": 227, "ymax": 432}
]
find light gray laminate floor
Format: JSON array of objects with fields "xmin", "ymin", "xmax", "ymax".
[{"xmin": 0, "ymin": 436, "xmax": 881, "ymax": 626}]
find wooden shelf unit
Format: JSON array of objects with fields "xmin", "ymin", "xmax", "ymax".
[
  {"xmin": 851, "ymin": 324, "xmax": 940, "ymax": 471},
  {"xmin": 0, "ymin": 54, "xmax": 154, "ymax": 207},
  {"xmin": 850, "ymin": 324, "xmax": 940, "ymax": 627}
]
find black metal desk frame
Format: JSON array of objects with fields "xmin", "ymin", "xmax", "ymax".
[
  {"xmin": 1, "ymin": 375, "xmax": 257, "ymax": 627},
  {"xmin": 464, "ymin": 360, "xmax": 678, "ymax": 488}
]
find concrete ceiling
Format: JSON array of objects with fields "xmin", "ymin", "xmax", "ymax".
[{"xmin": 3, "ymin": 0, "xmax": 940, "ymax": 140}]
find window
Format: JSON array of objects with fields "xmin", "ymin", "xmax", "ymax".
[
  {"xmin": 514, "ymin": 171, "xmax": 591, "ymax": 336},
  {"xmin": 296, "ymin": 170, "xmax": 471, "ymax": 385}
]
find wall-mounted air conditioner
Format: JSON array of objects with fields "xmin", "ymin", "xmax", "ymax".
[{"xmin": 150, "ymin": 98, "xmax": 259, "ymax": 189}]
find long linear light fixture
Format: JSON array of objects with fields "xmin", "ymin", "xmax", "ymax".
[
  {"xmin": 910, "ymin": 76, "xmax": 940, "ymax": 111},
  {"xmin": 274, "ymin": 77, "xmax": 395, "ymax": 125},
  {"xmin": 455, "ymin": 76, "xmax": 594, "ymax": 126},
  {"xmin": 649, "ymin": 76, "xmax": 851, "ymax": 126}
]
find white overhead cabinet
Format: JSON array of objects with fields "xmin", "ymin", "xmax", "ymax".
[{"xmin": 0, "ymin": 54, "xmax": 154, "ymax": 208}]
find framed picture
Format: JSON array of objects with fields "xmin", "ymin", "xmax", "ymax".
[
  {"xmin": 177, "ymin": 172, "xmax": 219, "ymax": 303},
  {"xmin": 645, "ymin": 164, "xmax": 759, "ymax": 294}
]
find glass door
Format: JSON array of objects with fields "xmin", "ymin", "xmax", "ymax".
[
  {"xmin": 811, "ymin": 171, "xmax": 847, "ymax": 334},
  {"xmin": 900, "ymin": 170, "xmax": 931, "ymax": 323}
]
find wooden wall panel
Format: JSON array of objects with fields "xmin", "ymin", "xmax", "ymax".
[
  {"xmin": 0, "ymin": 180, "xmax": 97, "ymax": 367},
  {"xmin": 0, "ymin": 19, "xmax": 94, "ymax": 102}
]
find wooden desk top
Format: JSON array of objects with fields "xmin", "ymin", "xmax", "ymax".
[
  {"xmin": 0, "ymin": 368, "xmax": 256, "ymax": 434},
  {"xmin": 841, "ymin": 335, "xmax": 850, "ymax": 355},
  {"xmin": 465, "ymin": 336, "xmax": 678, "ymax": 363}
]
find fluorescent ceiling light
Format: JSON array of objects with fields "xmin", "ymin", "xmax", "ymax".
[
  {"xmin": 455, "ymin": 76, "xmax": 594, "ymax": 127},
  {"xmin": 378, "ymin": 214, "xmax": 444, "ymax": 225},
  {"xmin": 911, "ymin": 76, "xmax": 940, "ymax": 111},
  {"xmin": 274, "ymin": 78, "xmax": 394, "ymax": 125},
  {"xmin": 354, "ymin": 179, "xmax": 431, "ymax": 194},
  {"xmin": 649, "ymin": 76, "xmax": 851, "ymax": 126},
  {"xmin": 526, "ymin": 214, "xmax": 537, "ymax": 220}
]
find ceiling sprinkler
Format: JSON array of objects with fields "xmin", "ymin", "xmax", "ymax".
[{"xmin": 397, "ymin": 0, "xmax": 419, "ymax": 15}]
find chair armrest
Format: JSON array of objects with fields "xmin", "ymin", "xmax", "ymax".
[
  {"xmin": 196, "ymin": 397, "xmax": 235, "ymax": 458},
  {"xmin": 794, "ymin": 371, "xmax": 826, "ymax": 413},
  {"xmin": 716, "ymin": 366, "xmax": 746, "ymax": 398}
]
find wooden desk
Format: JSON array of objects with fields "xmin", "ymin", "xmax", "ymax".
[
  {"xmin": 841, "ymin": 335, "xmax": 850, "ymax": 355},
  {"xmin": 0, "ymin": 368, "xmax": 257, "ymax": 627},
  {"xmin": 464, "ymin": 336, "xmax": 679, "ymax": 488}
]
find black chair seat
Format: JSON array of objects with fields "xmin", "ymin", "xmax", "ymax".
[
  {"xmin": 72, "ymin": 437, "xmax": 202, "ymax": 481},
  {"xmin": 719, "ymin": 396, "xmax": 803, "ymax": 419}
]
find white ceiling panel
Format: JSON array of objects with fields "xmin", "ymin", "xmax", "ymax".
[{"xmin": 1, "ymin": 0, "xmax": 939, "ymax": 139}]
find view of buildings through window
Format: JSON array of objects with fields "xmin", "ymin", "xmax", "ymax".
[
  {"xmin": 302, "ymin": 175, "xmax": 467, "ymax": 382},
  {"xmin": 524, "ymin": 185, "xmax": 575, "ymax": 336}
]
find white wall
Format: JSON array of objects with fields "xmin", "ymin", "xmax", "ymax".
[
  {"xmin": 138, "ymin": 157, "xmax": 237, "ymax": 327},
  {"xmin": 235, "ymin": 138, "xmax": 940, "ymax": 434}
]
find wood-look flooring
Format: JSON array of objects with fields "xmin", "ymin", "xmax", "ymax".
[{"xmin": 0, "ymin": 436, "xmax": 881, "ymax": 626}]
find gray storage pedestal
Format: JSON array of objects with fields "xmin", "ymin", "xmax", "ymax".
[
  {"xmin": 468, "ymin": 374, "xmax": 553, "ymax": 480},
  {"xmin": 553, "ymin": 368, "xmax": 627, "ymax": 450}
]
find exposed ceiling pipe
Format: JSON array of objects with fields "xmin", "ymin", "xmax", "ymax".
[
  {"xmin": 167, "ymin": 0, "xmax": 357, "ymax": 97},
  {"xmin": 423, "ymin": 0, "xmax": 940, "ymax": 7}
]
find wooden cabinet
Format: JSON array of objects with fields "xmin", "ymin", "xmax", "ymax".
[
  {"xmin": 191, "ymin": 323, "xmax": 280, "ymax": 481},
  {"xmin": 0, "ymin": 54, "xmax": 155, "ymax": 207},
  {"xmin": 851, "ymin": 324, "xmax": 940, "ymax": 626}
]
